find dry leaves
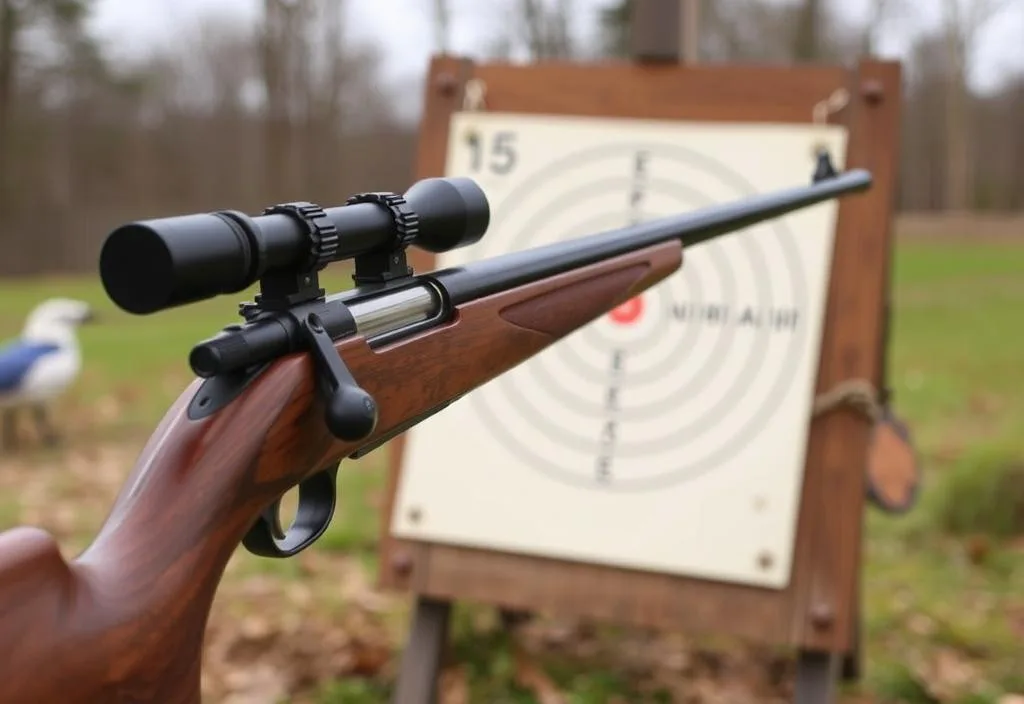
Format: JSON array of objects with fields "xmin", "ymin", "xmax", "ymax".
[
  {"xmin": 438, "ymin": 666, "xmax": 470, "ymax": 704},
  {"xmin": 911, "ymin": 647, "xmax": 983, "ymax": 702},
  {"xmin": 202, "ymin": 563, "xmax": 398, "ymax": 702},
  {"xmin": 0, "ymin": 440, "xmax": 399, "ymax": 703},
  {"xmin": 518, "ymin": 618, "xmax": 796, "ymax": 704},
  {"xmin": 1, "ymin": 439, "xmax": 1019, "ymax": 703},
  {"xmin": 513, "ymin": 646, "xmax": 565, "ymax": 704},
  {"xmin": 1008, "ymin": 604, "xmax": 1024, "ymax": 640}
]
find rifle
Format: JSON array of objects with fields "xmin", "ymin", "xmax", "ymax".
[{"xmin": 0, "ymin": 167, "xmax": 871, "ymax": 702}]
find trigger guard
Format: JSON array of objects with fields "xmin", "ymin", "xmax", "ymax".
[{"xmin": 242, "ymin": 466, "xmax": 339, "ymax": 558}]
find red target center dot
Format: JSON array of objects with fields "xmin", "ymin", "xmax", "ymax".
[{"xmin": 609, "ymin": 296, "xmax": 644, "ymax": 325}]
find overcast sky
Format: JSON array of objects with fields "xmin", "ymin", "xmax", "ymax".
[{"xmin": 87, "ymin": 0, "xmax": 1023, "ymax": 96}]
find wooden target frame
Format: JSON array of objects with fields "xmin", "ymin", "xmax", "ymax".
[{"xmin": 377, "ymin": 55, "xmax": 902, "ymax": 703}]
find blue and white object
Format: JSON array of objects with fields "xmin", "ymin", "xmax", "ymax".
[{"xmin": 0, "ymin": 298, "xmax": 94, "ymax": 447}]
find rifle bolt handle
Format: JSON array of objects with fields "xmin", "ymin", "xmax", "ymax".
[{"xmin": 325, "ymin": 385, "xmax": 378, "ymax": 442}]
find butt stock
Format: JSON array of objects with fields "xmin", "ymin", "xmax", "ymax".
[{"xmin": 0, "ymin": 241, "xmax": 681, "ymax": 703}]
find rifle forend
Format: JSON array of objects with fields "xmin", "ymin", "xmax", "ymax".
[{"xmin": 0, "ymin": 164, "xmax": 871, "ymax": 703}]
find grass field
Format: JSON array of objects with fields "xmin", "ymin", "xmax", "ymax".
[{"xmin": 1, "ymin": 233, "xmax": 1023, "ymax": 703}]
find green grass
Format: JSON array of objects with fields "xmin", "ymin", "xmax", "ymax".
[
  {"xmin": 0, "ymin": 268, "xmax": 359, "ymax": 435},
  {"xmin": 887, "ymin": 241, "xmax": 1024, "ymax": 450},
  {"xmin": 856, "ymin": 239, "xmax": 1024, "ymax": 702},
  {"xmin": 2, "ymin": 236, "xmax": 1024, "ymax": 702},
  {"xmin": 314, "ymin": 679, "xmax": 392, "ymax": 704}
]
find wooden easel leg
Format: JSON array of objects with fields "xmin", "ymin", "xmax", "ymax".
[
  {"xmin": 841, "ymin": 611, "xmax": 862, "ymax": 681},
  {"xmin": 793, "ymin": 650, "xmax": 841, "ymax": 704},
  {"xmin": 392, "ymin": 596, "xmax": 452, "ymax": 704},
  {"xmin": 842, "ymin": 563, "xmax": 863, "ymax": 681}
]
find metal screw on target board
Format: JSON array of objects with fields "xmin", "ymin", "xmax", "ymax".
[
  {"xmin": 407, "ymin": 506, "xmax": 423, "ymax": 524},
  {"xmin": 757, "ymin": 551, "xmax": 774, "ymax": 571},
  {"xmin": 861, "ymin": 79, "xmax": 885, "ymax": 105},
  {"xmin": 810, "ymin": 603, "xmax": 834, "ymax": 629},
  {"xmin": 391, "ymin": 551, "xmax": 414, "ymax": 577},
  {"xmin": 435, "ymin": 72, "xmax": 458, "ymax": 96}
]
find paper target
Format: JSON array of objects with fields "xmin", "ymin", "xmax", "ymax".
[{"xmin": 392, "ymin": 112, "xmax": 847, "ymax": 588}]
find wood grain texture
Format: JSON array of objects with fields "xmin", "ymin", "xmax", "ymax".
[
  {"xmin": 0, "ymin": 240, "xmax": 679, "ymax": 704},
  {"xmin": 793, "ymin": 59, "xmax": 904, "ymax": 650},
  {"xmin": 379, "ymin": 56, "xmax": 902, "ymax": 653}
]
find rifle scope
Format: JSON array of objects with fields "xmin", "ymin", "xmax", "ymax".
[{"xmin": 99, "ymin": 177, "xmax": 489, "ymax": 315}]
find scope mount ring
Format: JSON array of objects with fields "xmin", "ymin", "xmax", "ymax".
[
  {"xmin": 345, "ymin": 191, "xmax": 420, "ymax": 285},
  {"xmin": 262, "ymin": 201, "xmax": 341, "ymax": 272},
  {"xmin": 249, "ymin": 201, "xmax": 341, "ymax": 312}
]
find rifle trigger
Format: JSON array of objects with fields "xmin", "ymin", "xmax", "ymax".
[{"xmin": 242, "ymin": 465, "xmax": 339, "ymax": 558}]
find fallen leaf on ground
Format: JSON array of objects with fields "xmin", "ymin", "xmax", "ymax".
[
  {"xmin": 965, "ymin": 535, "xmax": 991, "ymax": 565},
  {"xmin": 907, "ymin": 612, "xmax": 937, "ymax": 637},
  {"xmin": 348, "ymin": 638, "xmax": 392, "ymax": 677},
  {"xmin": 1007, "ymin": 605, "xmax": 1024, "ymax": 639},
  {"xmin": 914, "ymin": 647, "xmax": 981, "ymax": 702},
  {"xmin": 220, "ymin": 664, "xmax": 289, "ymax": 704},
  {"xmin": 439, "ymin": 666, "xmax": 470, "ymax": 704},
  {"xmin": 514, "ymin": 646, "xmax": 566, "ymax": 704}
]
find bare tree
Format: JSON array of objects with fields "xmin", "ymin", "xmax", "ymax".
[
  {"xmin": 1, "ymin": 0, "xmax": 1022, "ymax": 276},
  {"xmin": 0, "ymin": 0, "xmax": 85, "ymax": 227},
  {"xmin": 433, "ymin": 0, "xmax": 452, "ymax": 55},
  {"xmin": 0, "ymin": 0, "xmax": 20, "ymax": 221},
  {"xmin": 940, "ymin": 0, "xmax": 1014, "ymax": 210},
  {"xmin": 485, "ymin": 0, "xmax": 577, "ymax": 61},
  {"xmin": 260, "ymin": 0, "xmax": 296, "ymax": 197},
  {"xmin": 860, "ymin": 0, "xmax": 908, "ymax": 56},
  {"xmin": 792, "ymin": 0, "xmax": 822, "ymax": 61},
  {"xmin": 0, "ymin": 0, "xmax": 103, "ymax": 265}
]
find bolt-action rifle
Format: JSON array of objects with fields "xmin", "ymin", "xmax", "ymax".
[{"xmin": 0, "ymin": 162, "xmax": 871, "ymax": 702}]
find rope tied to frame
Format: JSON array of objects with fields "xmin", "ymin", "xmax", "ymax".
[
  {"xmin": 812, "ymin": 88, "xmax": 850, "ymax": 126},
  {"xmin": 808, "ymin": 87, "xmax": 887, "ymax": 427},
  {"xmin": 462, "ymin": 78, "xmax": 487, "ymax": 111},
  {"xmin": 811, "ymin": 87, "xmax": 850, "ymax": 162},
  {"xmin": 812, "ymin": 378, "xmax": 883, "ymax": 424}
]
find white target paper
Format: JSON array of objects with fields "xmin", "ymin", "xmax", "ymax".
[{"xmin": 391, "ymin": 112, "xmax": 847, "ymax": 589}]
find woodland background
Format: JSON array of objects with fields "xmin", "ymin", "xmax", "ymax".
[
  {"xmin": 2, "ymin": 2, "xmax": 1024, "ymax": 702},
  {"xmin": 0, "ymin": 0, "xmax": 1022, "ymax": 275}
]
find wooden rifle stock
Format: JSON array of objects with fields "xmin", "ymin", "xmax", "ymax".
[{"xmin": 0, "ymin": 241, "xmax": 681, "ymax": 703}]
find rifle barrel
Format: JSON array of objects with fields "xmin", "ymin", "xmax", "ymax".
[
  {"xmin": 431, "ymin": 169, "xmax": 871, "ymax": 305},
  {"xmin": 189, "ymin": 169, "xmax": 870, "ymax": 376}
]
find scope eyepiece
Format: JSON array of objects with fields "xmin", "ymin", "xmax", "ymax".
[
  {"xmin": 99, "ymin": 177, "xmax": 490, "ymax": 315},
  {"xmin": 405, "ymin": 177, "xmax": 490, "ymax": 253}
]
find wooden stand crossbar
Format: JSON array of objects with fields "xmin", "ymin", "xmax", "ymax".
[{"xmin": 380, "ymin": 55, "xmax": 901, "ymax": 704}]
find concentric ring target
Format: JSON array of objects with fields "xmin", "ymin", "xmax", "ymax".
[{"xmin": 469, "ymin": 142, "xmax": 809, "ymax": 491}]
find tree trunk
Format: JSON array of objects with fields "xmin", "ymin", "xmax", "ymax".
[
  {"xmin": 943, "ymin": 34, "xmax": 971, "ymax": 211},
  {"xmin": 261, "ymin": 0, "xmax": 287, "ymax": 200},
  {"xmin": 792, "ymin": 0, "xmax": 821, "ymax": 61},
  {"xmin": 0, "ymin": 0, "xmax": 19, "ymax": 226}
]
